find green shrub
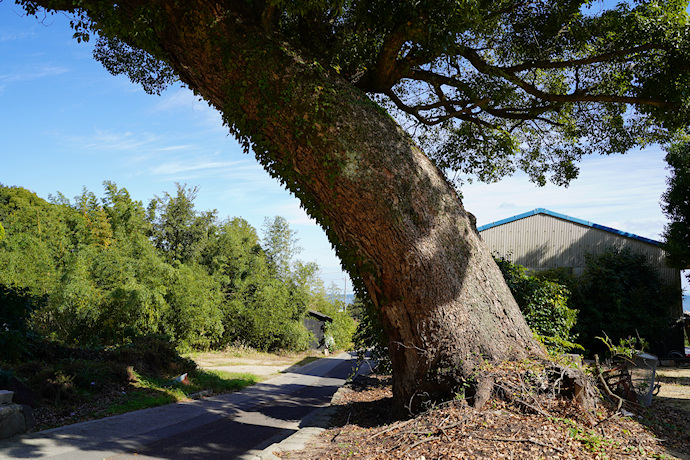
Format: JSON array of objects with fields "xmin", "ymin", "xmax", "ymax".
[
  {"xmin": 0, "ymin": 283, "xmax": 43, "ymax": 362},
  {"xmin": 572, "ymin": 248, "xmax": 674, "ymax": 357},
  {"xmin": 494, "ymin": 257, "xmax": 580, "ymax": 353}
]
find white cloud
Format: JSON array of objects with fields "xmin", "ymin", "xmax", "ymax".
[
  {"xmin": 150, "ymin": 159, "xmax": 251, "ymax": 176},
  {"xmin": 64, "ymin": 129, "xmax": 163, "ymax": 152},
  {"xmin": 0, "ymin": 64, "xmax": 68, "ymax": 93},
  {"xmin": 152, "ymin": 87, "xmax": 226, "ymax": 133},
  {"xmin": 0, "ymin": 28, "xmax": 35, "ymax": 42}
]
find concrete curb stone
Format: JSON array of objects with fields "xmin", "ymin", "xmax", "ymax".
[{"xmin": 247, "ymin": 386, "xmax": 351, "ymax": 460}]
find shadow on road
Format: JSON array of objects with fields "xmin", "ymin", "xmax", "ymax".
[{"xmin": 0, "ymin": 353, "xmax": 361, "ymax": 459}]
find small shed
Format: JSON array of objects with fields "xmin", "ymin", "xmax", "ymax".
[
  {"xmin": 478, "ymin": 209, "xmax": 684, "ymax": 350},
  {"xmin": 303, "ymin": 309, "xmax": 333, "ymax": 349}
]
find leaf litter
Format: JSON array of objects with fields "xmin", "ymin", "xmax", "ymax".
[{"xmin": 278, "ymin": 367, "xmax": 690, "ymax": 460}]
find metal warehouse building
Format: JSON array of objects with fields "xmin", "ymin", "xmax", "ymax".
[{"xmin": 478, "ymin": 209, "xmax": 684, "ymax": 352}]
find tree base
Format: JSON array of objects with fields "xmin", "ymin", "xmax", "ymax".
[{"xmin": 467, "ymin": 359, "xmax": 600, "ymax": 422}]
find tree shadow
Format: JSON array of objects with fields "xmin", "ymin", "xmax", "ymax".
[
  {"xmin": 326, "ymin": 374, "xmax": 398, "ymax": 430},
  {"xmin": 641, "ymin": 395, "xmax": 690, "ymax": 458},
  {"xmin": 0, "ymin": 353, "xmax": 358, "ymax": 459}
]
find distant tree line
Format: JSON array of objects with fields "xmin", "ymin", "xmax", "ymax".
[{"xmin": 0, "ymin": 182, "xmax": 355, "ymax": 356}]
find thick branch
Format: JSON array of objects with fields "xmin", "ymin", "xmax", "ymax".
[{"xmin": 356, "ymin": 25, "xmax": 411, "ymax": 92}]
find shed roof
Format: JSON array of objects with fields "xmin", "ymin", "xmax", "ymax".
[
  {"xmin": 477, "ymin": 208, "xmax": 661, "ymax": 247},
  {"xmin": 307, "ymin": 309, "xmax": 333, "ymax": 322}
]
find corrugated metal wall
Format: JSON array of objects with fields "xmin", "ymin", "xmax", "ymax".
[{"xmin": 479, "ymin": 214, "xmax": 678, "ymax": 287}]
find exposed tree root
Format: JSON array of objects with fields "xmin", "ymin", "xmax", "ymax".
[{"xmin": 467, "ymin": 359, "xmax": 600, "ymax": 425}]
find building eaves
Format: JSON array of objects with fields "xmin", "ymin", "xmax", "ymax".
[{"xmin": 476, "ymin": 208, "xmax": 662, "ymax": 247}]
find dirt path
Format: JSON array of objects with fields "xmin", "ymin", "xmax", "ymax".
[{"xmin": 186, "ymin": 348, "xmax": 324, "ymax": 378}]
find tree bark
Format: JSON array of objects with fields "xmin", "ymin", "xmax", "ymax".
[{"xmin": 35, "ymin": 0, "xmax": 544, "ymax": 412}]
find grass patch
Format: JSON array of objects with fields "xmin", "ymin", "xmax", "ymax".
[
  {"xmin": 106, "ymin": 391, "xmax": 178, "ymax": 415},
  {"xmin": 2, "ymin": 336, "xmax": 267, "ymax": 430},
  {"xmin": 111, "ymin": 367, "xmax": 262, "ymax": 410},
  {"xmin": 191, "ymin": 369, "xmax": 263, "ymax": 390}
]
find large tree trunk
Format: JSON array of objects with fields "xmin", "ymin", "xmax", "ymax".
[{"xmin": 48, "ymin": 1, "xmax": 544, "ymax": 411}]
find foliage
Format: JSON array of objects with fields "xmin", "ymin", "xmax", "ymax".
[
  {"xmin": 147, "ymin": 183, "xmax": 216, "ymax": 265},
  {"xmin": 597, "ymin": 333, "xmax": 649, "ymax": 362},
  {"xmin": 0, "ymin": 283, "xmax": 44, "ymax": 362},
  {"xmin": 208, "ymin": 217, "xmax": 310, "ymax": 351},
  {"xmin": 222, "ymin": 277, "xmax": 312, "ymax": 351},
  {"xmin": 494, "ymin": 257, "xmax": 579, "ymax": 352},
  {"xmin": 572, "ymin": 248, "xmax": 674, "ymax": 357},
  {"xmin": 0, "ymin": 183, "xmax": 352, "ymax": 353},
  {"xmin": 661, "ymin": 141, "xmax": 690, "ymax": 279},
  {"xmin": 495, "ymin": 252, "xmax": 677, "ymax": 357},
  {"xmin": 352, "ymin": 293, "xmax": 392, "ymax": 373},
  {"xmin": 262, "ymin": 216, "xmax": 302, "ymax": 280},
  {"xmin": 24, "ymin": 0, "xmax": 690, "ymax": 188}
]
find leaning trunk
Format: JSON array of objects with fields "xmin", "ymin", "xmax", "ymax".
[{"xmin": 75, "ymin": 1, "xmax": 543, "ymax": 411}]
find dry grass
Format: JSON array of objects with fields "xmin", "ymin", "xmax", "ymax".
[{"xmin": 185, "ymin": 346, "xmax": 324, "ymax": 369}]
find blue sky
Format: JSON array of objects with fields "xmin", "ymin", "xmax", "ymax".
[{"xmin": 1, "ymin": 2, "xmax": 687, "ymax": 295}]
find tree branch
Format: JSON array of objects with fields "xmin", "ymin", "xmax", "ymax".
[
  {"xmin": 461, "ymin": 46, "xmax": 675, "ymax": 108},
  {"xmin": 502, "ymin": 44, "xmax": 660, "ymax": 73}
]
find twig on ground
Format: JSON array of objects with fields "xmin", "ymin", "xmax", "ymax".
[
  {"xmin": 369, "ymin": 418, "xmax": 414, "ymax": 439},
  {"xmin": 330, "ymin": 412, "xmax": 351, "ymax": 442},
  {"xmin": 594, "ymin": 355, "xmax": 626, "ymax": 412},
  {"xmin": 472, "ymin": 435, "xmax": 565, "ymax": 453},
  {"xmin": 401, "ymin": 436, "xmax": 441, "ymax": 455}
]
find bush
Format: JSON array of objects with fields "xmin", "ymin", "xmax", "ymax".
[
  {"xmin": 494, "ymin": 257, "xmax": 579, "ymax": 352},
  {"xmin": 352, "ymin": 294, "xmax": 392, "ymax": 373},
  {"xmin": 0, "ymin": 283, "xmax": 43, "ymax": 362},
  {"xmin": 571, "ymin": 248, "xmax": 674, "ymax": 357}
]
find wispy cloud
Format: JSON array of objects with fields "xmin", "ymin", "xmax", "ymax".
[
  {"xmin": 463, "ymin": 147, "xmax": 670, "ymax": 239},
  {"xmin": 150, "ymin": 159, "xmax": 250, "ymax": 176},
  {"xmin": 0, "ymin": 29, "xmax": 36, "ymax": 43},
  {"xmin": 0, "ymin": 64, "xmax": 69, "ymax": 92},
  {"xmin": 152, "ymin": 88, "xmax": 226, "ymax": 133},
  {"xmin": 66, "ymin": 129, "xmax": 163, "ymax": 152}
]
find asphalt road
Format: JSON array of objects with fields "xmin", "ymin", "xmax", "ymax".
[{"xmin": 0, "ymin": 352, "xmax": 359, "ymax": 460}]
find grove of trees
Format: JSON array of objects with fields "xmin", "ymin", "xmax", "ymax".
[
  {"xmin": 0, "ymin": 182, "xmax": 355, "ymax": 355},
  {"xmin": 15, "ymin": 0, "xmax": 690, "ymax": 411}
]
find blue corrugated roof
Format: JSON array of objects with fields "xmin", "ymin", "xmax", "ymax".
[{"xmin": 476, "ymin": 208, "xmax": 661, "ymax": 246}]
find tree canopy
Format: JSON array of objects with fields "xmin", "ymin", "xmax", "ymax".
[
  {"xmin": 20, "ymin": 0, "xmax": 690, "ymax": 186},
  {"xmin": 13, "ymin": 0, "xmax": 690, "ymax": 411}
]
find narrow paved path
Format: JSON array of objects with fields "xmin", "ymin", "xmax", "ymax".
[{"xmin": 0, "ymin": 352, "xmax": 358, "ymax": 459}]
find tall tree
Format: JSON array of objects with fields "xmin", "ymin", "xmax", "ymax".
[
  {"xmin": 147, "ymin": 183, "xmax": 216, "ymax": 264},
  {"xmin": 662, "ymin": 141, "xmax": 690, "ymax": 278},
  {"xmin": 262, "ymin": 216, "xmax": 302, "ymax": 280},
  {"xmin": 101, "ymin": 180, "xmax": 150, "ymax": 239},
  {"xmin": 17, "ymin": 0, "xmax": 690, "ymax": 411}
]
